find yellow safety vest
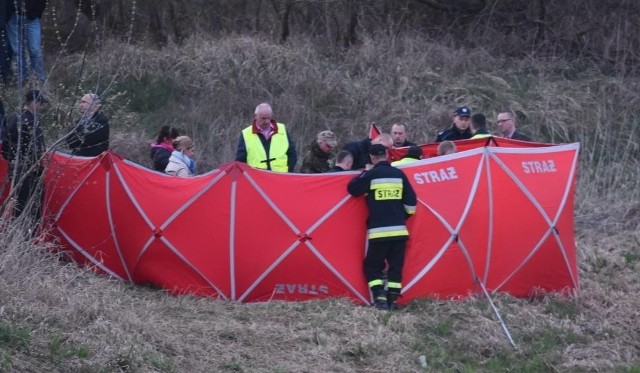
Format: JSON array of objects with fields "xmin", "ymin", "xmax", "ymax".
[
  {"xmin": 391, "ymin": 157, "xmax": 419, "ymax": 166},
  {"xmin": 471, "ymin": 133, "xmax": 492, "ymax": 139},
  {"xmin": 242, "ymin": 123, "xmax": 290, "ymax": 172}
]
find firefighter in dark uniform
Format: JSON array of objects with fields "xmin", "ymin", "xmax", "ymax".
[{"xmin": 347, "ymin": 144, "xmax": 417, "ymax": 310}]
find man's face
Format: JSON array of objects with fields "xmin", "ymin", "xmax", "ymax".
[
  {"xmin": 496, "ymin": 113, "xmax": 514, "ymax": 136},
  {"xmin": 391, "ymin": 124, "xmax": 408, "ymax": 147},
  {"xmin": 34, "ymin": 101, "xmax": 47, "ymax": 112},
  {"xmin": 79, "ymin": 95, "xmax": 96, "ymax": 113},
  {"xmin": 453, "ymin": 115, "xmax": 470, "ymax": 131},
  {"xmin": 318, "ymin": 140, "xmax": 334, "ymax": 154},
  {"xmin": 254, "ymin": 110, "xmax": 273, "ymax": 130},
  {"xmin": 343, "ymin": 157, "xmax": 353, "ymax": 170}
]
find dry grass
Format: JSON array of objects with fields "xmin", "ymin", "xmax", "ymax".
[{"xmin": 1, "ymin": 214, "xmax": 639, "ymax": 373}]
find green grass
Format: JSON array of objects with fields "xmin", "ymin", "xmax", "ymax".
[{"xmin": 0, "ymin": 323, "xmax": 30, "ymax": 350}]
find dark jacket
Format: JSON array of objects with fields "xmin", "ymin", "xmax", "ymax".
[
  {"xmin": 150, "ymin": 144, "xmax": 173, "ymax": 172},
  {"xmin": 66, "ymin": 111, "xmax": 110, "ymax": 157},
  {"xmin": 396, "ymin": 140, "xmax": 417, "ymax": 147},
  {"xmin": 436, "ymin": 124, "xmax": 472, "ymax": 142},
  {"xmin": 347, "ymin": 161, "xmax": 417, "ymax": 242},
  {"xmin": 342, "ymin": 138, "xmax": 371, "ymax": 170},
  {"xmin": 300, "ymin": 141, "xmax": 331, "ymax": 173},
  {"xmin": 2, "ymin": 109, "xmax": 45, "ymax": 172},
  {"xmin": 8, "ymin": 0, "xmax": 47, "ymax": 20},
  {"xmin": 326, "ymin": 165, "xmax": 348, "ymax": 173},
  {"xmin": 510, "ymin": 130, "xmax": 532, "ymax": 142}
]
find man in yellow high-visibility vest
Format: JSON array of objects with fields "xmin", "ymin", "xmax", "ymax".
[
  {"xmin": 235, "ymin": 103, "xmax": 297, "ymax": 172},
  {"xmin": 470, "ymin": 113, "xmax": 491, "ymax": 139}
]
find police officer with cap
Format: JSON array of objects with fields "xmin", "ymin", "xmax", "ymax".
[{"xmin": 436, "ymin": 106, "xmax": 473, "ymax": 142}]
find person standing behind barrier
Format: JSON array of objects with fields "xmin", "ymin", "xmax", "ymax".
[
  {"xmin": 300, "ymin": 130, "xmax": 337, "ymax": 173},
  {"xmin": 6, "ymin": 0, "xmax": 46, "ymax": 83},
  {"xmin": 470, "ymin": 113, "xmax": 491, "ymax": 139},
  {"xmin": 326, "ymin": 150, "xmax": 353, "ymax": 172},
  {"xmin": 436, "ymin": 106, "xmax": 473, "ymax": 142},
  {"xmin": 0, "ymin": 3, "xmax": 13, "ymax": 84},
  {"xmin": 235, "ymin": 103, "xmax": 297, "ymax": 172},
  {"xmin": 437, "ymin": 141, "xmax": 456, "ymax": 156},
  {"xmin": 347, "ymin": 144, "xmax": 417, "ymax": 310},
  {"xmin": 1, "ymin": 90, "xmax": 47, "ymax": 218},
  {"xmin": 390, "ymin": 123, "xmax": 417, "ymax": 148},
  {"xmin": 496, "ymin": 109, "xmax": 532, "ymax": 141},
  {"xmin": 165, "ymin": 136, "xmax": 196, "ymax": 177},
  {"xmin": 150, "ymin": 125, "xmax": 179, "ymax": 172},
  {"xmin": 66, "ymin": 93, "xmax": 110, "ymax": 157},
  {"xmin": 391, "ymin": 145, "xmax": 423, "ymax": 166}
]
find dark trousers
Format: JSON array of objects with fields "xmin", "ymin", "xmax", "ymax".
[
  {"xmin": 0, "ymin": 19, "xmax": 13, "ymax": 83},
  {"xmin": 364, "ymin": 239, "xmax": 407, "ymax": 294},
  {"xmin": 10, "ymin": 168, "xmax": 43, "ymax": 220}
]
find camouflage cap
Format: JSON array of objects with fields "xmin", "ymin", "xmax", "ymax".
[{"xmin": 317, "ymin": 130, "xmax": 337, "ymax": 147}]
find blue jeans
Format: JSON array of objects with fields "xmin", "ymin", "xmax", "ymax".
[{"xmin": 7, "ymin": 15, "xmax": 45, "ymax": 82}]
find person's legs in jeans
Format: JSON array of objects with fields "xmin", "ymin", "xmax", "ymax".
[
  {"xmin": 25, "ymin": 17, "xmax": 45, "ymax": 81},
  {"xmin": 7, "ymin": 15, "xmax": 28, "ymax": 83}
]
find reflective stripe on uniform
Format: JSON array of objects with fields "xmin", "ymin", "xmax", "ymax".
[
  {"xmin": 368, "ymin": 225, "xmax": 408, "ymax": 239},
  {"xmin": 370, "ymin": 178, "xmax": 403, "ymax": 189},
  {"xmin": 404, "ymin": 204, "xmax": 416, "ymax": 215},
  {"xmin": 387, "ymin": 281, "xmax": 402, "ymax": 290},
  {"xmin": 368, "ymin": 279, "xmax": 384, "ymax": 288}
]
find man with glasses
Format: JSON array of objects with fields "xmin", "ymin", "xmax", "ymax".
[
  {"xmin": 495, "ymin": 110, "xmax": 532, "ymax": 141},
  {"xmin": 66, "ymin": 93, "xmax": 110, "ymax": 156}
]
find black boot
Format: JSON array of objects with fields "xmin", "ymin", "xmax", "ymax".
[
  {"xmin": 373, "ymin": 289, "xmax": 389, "ymax": 310},
  {"xmin": 387, "ymin": 291, "xmax": 400, "ymax": 310}
]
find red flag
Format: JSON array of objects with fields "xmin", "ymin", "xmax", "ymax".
[{"xmin": 368, "ymin": 122, "xmax": 381, "ymax": 140}]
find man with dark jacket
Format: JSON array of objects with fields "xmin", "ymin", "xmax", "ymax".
[
  {"xmin": 326, "ymin": 150, "xmax": 353, "ymax": 172},
  {"xmin": 391, "ymin": 123, "xmax": 417, "ymax": 148},
  {"xmin": 347, "ymin": 144, "xmax": 417, "ymax": 310},
  {"xmin": 436, "ymin": 106, "xmax": 473, "ymax": 142},
  {"xmin": 66, "ymin": 93, "xmax": 110, "ymax": 157},
  {"xmin": 343, "ymin": 133, "xmax": 393, "ymax": 170},
  {"xmin": 6, "ymin": 0, "xmax": 47, "ymax": 82},
  {"xmin": 1, "ymin": 90, "xmax": 47, "ymax": 218},
  {"xmin": 496, "ymin": 110, "xmax": 532, "ymax": 141}
]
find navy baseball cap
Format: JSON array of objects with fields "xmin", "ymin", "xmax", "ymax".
[{"xmin": 454, "ymin": 106, "xmax": 471, "ymax": 117}]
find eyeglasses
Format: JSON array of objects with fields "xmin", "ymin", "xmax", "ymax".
[{"xmin": 496, "ymin": 119, "xmax": 511, "ymax": 124}]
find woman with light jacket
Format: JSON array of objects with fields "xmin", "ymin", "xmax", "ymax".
[{"xmin": 165, "ymin": 136, "xmax": 196, "ymax": 177}]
